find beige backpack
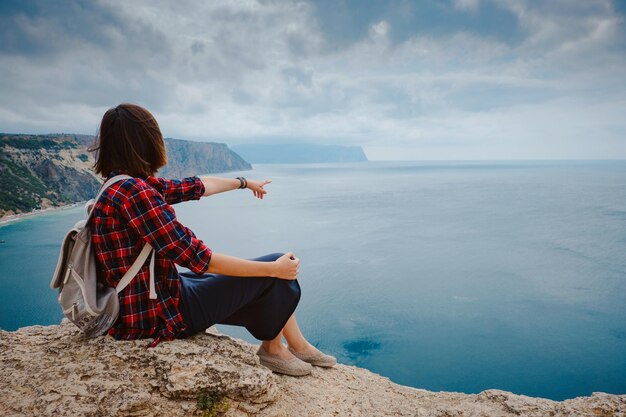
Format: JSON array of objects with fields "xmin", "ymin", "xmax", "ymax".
[{"xmin": 50, "ymin": 174, "xmax": 155, "ymax": 337}]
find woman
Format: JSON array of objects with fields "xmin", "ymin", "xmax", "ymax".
[{"xmin": 88, "ymin": 103, "xmax": 335, "ymax": 376}]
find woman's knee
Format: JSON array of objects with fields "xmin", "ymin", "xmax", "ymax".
[
  {"xmin": 251, "ymin": 252, "xmax": 284, "ymax": 262},
  {"xmin": 280, "ymin": 279, "xmax": 302, "ymax": 303}
]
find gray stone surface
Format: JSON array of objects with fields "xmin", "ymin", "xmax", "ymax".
[{"xmin": 1, "ymin": 322, "xmax": 624, "ymax": 416}]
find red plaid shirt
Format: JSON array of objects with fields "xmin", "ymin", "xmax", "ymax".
[{"xmin": 91, "ymin": 170, "xmax": 212, "ymax": 346}]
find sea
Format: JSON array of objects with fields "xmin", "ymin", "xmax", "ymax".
[{"xmin": 1, "ymin": 160, "xmax": 625, "ymax": 401}]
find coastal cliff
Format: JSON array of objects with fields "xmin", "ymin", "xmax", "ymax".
[
  {"xmin": 160, "ymin": 137, "xmax": 251, "ymax": 178},
  {"xmin": 0, "ymin": 134, "xmax": 250, "ymax": 220},
  {"xmin": 0, "ymin": 134, "xmax": 101, "ymax": 218},
  {"xmin": 1, "ymin": 322, "xmax": 624, "ymax": 417}
]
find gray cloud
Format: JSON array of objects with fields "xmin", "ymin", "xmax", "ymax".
[{"xmin": 0, "ymin": 0, "xmax": 624, "ymax": 159}]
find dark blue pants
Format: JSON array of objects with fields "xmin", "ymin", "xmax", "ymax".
[{"xmin": 177, "ymin": 252, "xmax": 301, "ymax": 341}]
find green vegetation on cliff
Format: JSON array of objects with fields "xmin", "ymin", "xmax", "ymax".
[
  {"xmin": 0, "ymin": 134, "xmax": 96, "ymax": 216},
  {"xmin": 0, "ymin": 147, "xmax": 52, "ymax": 213}
]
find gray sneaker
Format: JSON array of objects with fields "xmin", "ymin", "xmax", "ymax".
[
  {"xmin": 288, "ymin": 346, "xmax": 337, "ymax": 367},
  {"xmin": 256, "ymin": 346, "xmax": 312, "ymax": 376}
]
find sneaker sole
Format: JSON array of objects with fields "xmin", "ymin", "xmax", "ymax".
[
  {"xmin": 288, "ymin": 346, "xmax": 337, "ymax": 367},
  {"xmin": 258, "ymin": 356, "xmax": 312, "ymax": 376}
]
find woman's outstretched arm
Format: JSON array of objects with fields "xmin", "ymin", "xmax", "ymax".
[
  {"xmin": 206, "ymin": 252, "xmax": 299, "ymax": 280},
  {"xmin": 200, "ymin": 176, "xmax": 271, "ymax": 198}
]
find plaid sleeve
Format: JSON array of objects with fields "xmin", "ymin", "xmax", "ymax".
[
  {"xmin": 145, "ymin": 176, "xmax": 205, "ymax": 205},
  {"xmin": 120, "ymin": 180, "xmax": 212, "ymax": 274}
]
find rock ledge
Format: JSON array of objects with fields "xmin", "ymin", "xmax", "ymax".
[{"xmin": 1, "ymin": 322, "xmax": 624, "ymax": 416}]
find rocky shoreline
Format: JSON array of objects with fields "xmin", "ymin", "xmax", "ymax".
[{"xmin": 0, "ymin": 321, "xmax": 624, "ymax": 417}]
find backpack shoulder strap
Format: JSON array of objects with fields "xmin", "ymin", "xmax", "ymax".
[
  {"xmin": 116, "ymin": 243, "xmax": 154, "ymax": 294},
  {"xmin": 90, "ymin": 175, "xmax": 158, "ymax": 300},
  {"xmin": 96, "ymin": 174, "xmax": 133, "ymax": 202},
  {"xmin": 85, "ymin": 174, "xmax": 133, "ymax": 223}
]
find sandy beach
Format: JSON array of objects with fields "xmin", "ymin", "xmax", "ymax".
[{"xmin": 0, "ymin": 203, "xmax": 83, "ymax": 227}]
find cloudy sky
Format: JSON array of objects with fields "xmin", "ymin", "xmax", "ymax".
[{"xmin": 1, "ymin": 0, "xmax": 625, "ymax": 160}]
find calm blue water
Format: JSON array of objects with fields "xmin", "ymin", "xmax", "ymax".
[{"xmin": 1, "ymin": 161, "xmax": 625, "ymax": 401}]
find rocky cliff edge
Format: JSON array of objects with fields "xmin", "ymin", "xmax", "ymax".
[{"xmin": 0, "ymin": 321, "xmax": 624, "ymax": 417}]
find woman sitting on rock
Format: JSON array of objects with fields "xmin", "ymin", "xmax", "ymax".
[{"xmin": 88, "ymin": 103, "xmax": 335, "ymax": 376}]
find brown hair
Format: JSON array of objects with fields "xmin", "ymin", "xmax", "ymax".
[{"xmin": 89, "ymin": 103, "xmax": 167, "ymax": 177}]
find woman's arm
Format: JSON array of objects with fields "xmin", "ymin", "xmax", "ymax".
[
  {"xmin": 146, "ymin": 177, "xmax": 205, "ymax": 205},
  {"xmin": 200, "ymin": 176, "xmax": 271, "ymax": 199},
  {"xmin": 121, "ymin": 180, "xmax": 212, "ymax": 275},
  {"xmin": 206, "ymin": 252, "xmax": 299, "ymax": 280}
]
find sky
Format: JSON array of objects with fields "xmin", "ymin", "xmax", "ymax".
[{"xmin": 1, "ymin": 0, "xmax": 625, "ymax": 160}]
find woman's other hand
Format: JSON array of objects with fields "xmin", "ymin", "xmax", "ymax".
[
  {"xmin": 247, "ymin": 179, "xmax": 272, "ymax": 199},
  {"xmin": 273, "ymin": 252, "xmax": 299, "ymax": 280}
]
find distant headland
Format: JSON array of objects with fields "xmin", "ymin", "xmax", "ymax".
[{"xmin": 232, "ymin": 143, "xmax": 368, "ymax": 163}]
